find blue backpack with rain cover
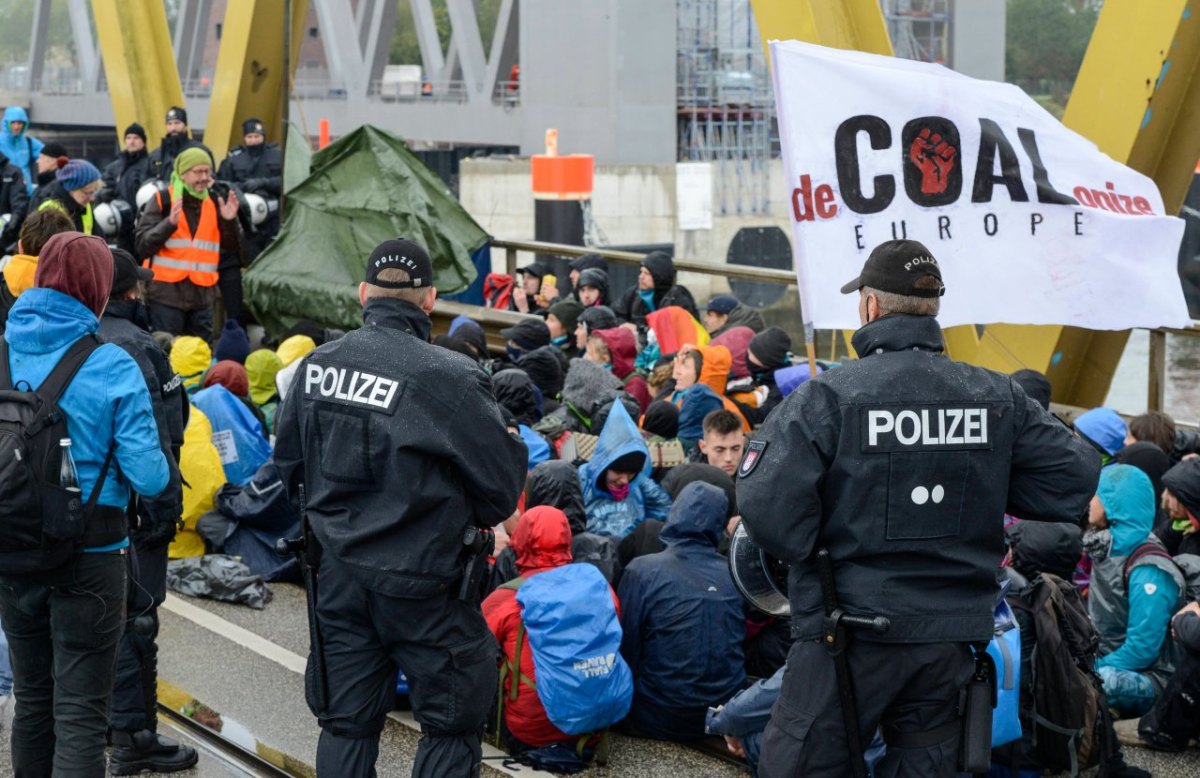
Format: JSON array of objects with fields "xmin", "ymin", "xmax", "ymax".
[{"xmin": 508, "ymin": 563, "xmax": 633, "ymax": 736}]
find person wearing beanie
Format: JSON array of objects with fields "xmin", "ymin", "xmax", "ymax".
[
  {"xmin": 1075, "ymin": 407, "xmax": 1128, "ymax": 463},
  {"xmin": 1, "ymin": 105, "xmax": 44, "ymax": 195},
  {"xmin": 96, "ymin": 123, "xmax": 152, "ymax": 254},
  {"xmin": 33, "ymin": 140, "xmax": 67, "ymax": 190},
  {"xmin": 574, "ymin": 304, "xmax": 619, "ymax": 350},
  {"xmin": 0, "ymin": 231, "xmax": 172, "ymax": 776},
  {"xmin": 218, "ymin": 117, "xmax": 283, "ymax": 265},
  {"xmin": 1160, "ymin": 457, "xmax": 1200, "ymax": 557},
  {"xmin": 546, "ymin": 299, "xmax": 583, "ymax": 352},
  {"xmin": 213, "ymin": 319, "xmax": 252, "ymax": 364},
  {"xmin": 576, "ymin": 267, "xmax": 610, "ymax": 308},
  {"xmin": 147, "ymin": 105, "xmax": 213, "ymax": 183},
  {"xmin": 569, "ymin": 253, "xmax": 606, "ymax": 297},
  {"xmin": 499, "ymin": 317, "xmax": 552, "ymax": 362},
  {"xmin": 30, "ymin": 158, "xmax": 102, "ymax": 234},
  {"xmin": 96, "ymin": 245, "xmax": 197, "ymax": 773},
  {"xmin": 136, "ymin": 144, "xmax": 241, "ymax": 341},
  {"xmin": 170, "ymin": 335, "xmax": 212, "ymax": 391},
  {"xmin": 578, "ymin": 401, "xmax": 672, "ymax": 539},
  {"xmin": 612, "ymin": 250, "xmax": 699, "ymax": 338},
  {"xmin": 727, "ymin": 326, "xmax": 793, "ymax": 426}
]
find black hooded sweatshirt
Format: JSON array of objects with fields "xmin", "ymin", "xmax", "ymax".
[{"xmin": 612, "ymin": 251, "xmax": 699, "ymax": 331}]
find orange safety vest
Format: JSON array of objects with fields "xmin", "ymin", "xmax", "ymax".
[{"xmin": 144, "ymin": 186, "xmax": 220, "ymax": 287}]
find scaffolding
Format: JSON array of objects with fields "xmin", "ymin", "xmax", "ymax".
[
  {"xmin": 676, "ymin": 0, "xmax": 774, "ymax": 217},
  {"xmin": 882, "ymin": 0, "xmax": 954, "ymax": 66}
]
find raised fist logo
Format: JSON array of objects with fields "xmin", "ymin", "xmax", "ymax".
[{"xmin": 909, "ymin": 128, "xmax": 957, "ymax": 195}]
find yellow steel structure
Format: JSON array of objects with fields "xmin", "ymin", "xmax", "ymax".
[
  {"xmin": 91, "ymin": 0, "xmax": 184, "ymax": 146},
  {"xmin": 204, "ymin": 0, "xmax": 310, "ymax": 162},
  {"xmin": 751, "ymin": 0, "xmax": 1200, "ymax": 407}
]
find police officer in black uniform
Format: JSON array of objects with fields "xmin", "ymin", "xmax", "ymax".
[
  {"xmin": 97, "ymin": 123, "xmax": 152, "ymax": 256},
  {"xmin": 147, "ymin": 106, "xmax": 213, "ymax": 183},
  {"xmin": 274, "ymin": 238, "xmax": 527, "ymax": 778},
  {"xmin": 217, "ymin": 117, "xmax": 282, "ymax": 263},
  {"xmin": 738, "ymin": 239, "xmax": 1100, "ymax": 777}
]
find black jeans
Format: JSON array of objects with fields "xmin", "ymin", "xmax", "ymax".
[
  {"xmin": 110, "ymin": 539, "xmax": 168, "ymax": 734},
  {"xmin": 147, "ymin": 302, "xmax": 213, "ymax": 342},
  {"xmin": 0, "ymin": 551, "xmax": 128, "ymax": 778},
  {"xmin": 311, "ymin": 554, "xmax": 498, "ymax": 778}
]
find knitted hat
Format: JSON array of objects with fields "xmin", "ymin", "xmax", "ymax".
[
  {"xmin": 166, "ymin": 106, "xmax": 188, "ymax": 125},
  {"xmin": 123, "ymin": 123, "xmax": 147, "ymax": 143},
  {"xmin": 170, "ymin": 336, "xmax": 212, "ymax": 389},
  {"xmin": 55, "ymin": 159, "xmax": 101, "ymax": 192},
  {"xmin": 213, "ymin": 319, "xmax": 252, "ymax": 365},
  {"xmin": 174, "ymin": 146, "xmax": 210, "ymax": 177},
  {"xmin": 641, "ymin": 400, "xmax": 680, "ymax": 439},
  {"xmin": 748, "ymin": 327, "xmax": 792, "ymax": 371},
  {"xmin": 276, "ymin": 334, "xmax": 317, "ymax": 367},
  {"xmin": 547, "ymin": 299, "xmax": 584, "ymax": 335},
  {"xmin": 41, "ymin": 141, "xmax": 68, "ymax": 159},
  {"xmin": 1074, "ymin": 407, "xmax": 1127, "ymax": 456}
]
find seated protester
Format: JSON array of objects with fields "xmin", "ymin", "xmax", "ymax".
[
  {"xmin": 998, "ymin": 521, "xmax": 1149, "ymax": 778},
  {"xmin": 613, "ymin": 251, "xmax": 698, "ymax": 336},
  {"xmin": 618, "ymin": 481, "xmax": 745, "ymax": 741},
  {"xmin": 573, "ymin": 304, "xmax": 619, "ymax": 353},
  {"xmin": 669, "ymin": 347, "xmax": 726, "ymax": 451},
  {"xmin": 518, "ymin": 345, "xmax": 566, "ymax": 411},
  {"xmin": 619, "ymin": 462, "xmax": 736, "ymax": 570},
  {"xmin": 724, "ymin": 326, "xmax": 792, "ymax": 427},
  {"xmin": 213, "ymin": 319, "xmax": 251, "ymax": 365},
  {"xmin": 493, "ymin": 369, "xmax": 552, "ymax": 471},
  {"xmin": 703, "ymin": 294, "xmax": 765, "ymax": 337},
  {"xmin": 645, "ymin": 305, "xmax": 709, "ymax": 371},
  {"xmin": 1139, "ymin": 598, "xmax": 1200, "ymax": 752},
  {"xmin": 586, "ymin": 327, "xmax": 652, "ymax": 412},
  {"xmin": 568, "ymin": 253, "xmax": 606, "ymax": 301},
  {"xmin": 32, "ymin": 158, "xmax": 103, "ymax": 234},
  {"xmin": 1011, "ymin": 368, "xmax": 1053, "ymax": 411},
  {"xmin": 1160, "ymin": 457, "xmax": 1200, "ymax": 557},
  {"xmin": 245, "ymin": 348, "xmax": 282, "ymax": 435},
  {"xmin": 272, "ymin": 333, "xmax": 318, "ymax": 402},
  {"xmin": 546, "ymin": 299, "xmax": 583, "ymax": 354},
  {"xmin": 169, "ymin": 334, "xmax": 212, "ymax": 392},
  {"xmin": 0, "ymin": 207, "xmax": 74, "ymax": 331},
  {"xmin": 202, "ymin": 359, "xmax": 269, "ymax": 437},
  {"xmin": 1085, "ymin": 464, "xmax": 1186, "ymax": 717},
  {"xmin": 499, "ymin": 317, "xmax": 552, "ymax": 366},
  {"xmin": 576, "ymin": 268, "xmax": 610, "ymax": 308},
  {"xmin": 536, "ymin": 357, "xmax": 623, "ymax": 436},
  {"xmin": 170, "ymin": 406, "xmax": 227, "ymax": 559},
  {"xmin": 511, "ymin": 263, "xmax": 556, "ymax": 315},
  {"xmin": 192, "ymin": 381, "xmax": 272, "ymax": 487},
  {"xmin": 449, "ymin": 315, "xmax": 491, "ymax": 365},
  {"xmin": 693, "ymin": 410, "xmax": 745, "ymax": 477},
  {"xmin": 483, "ymin": 506, "xmax": 620, "ymax": 751},
  {"xmin": 640, "ymin": 399, "xmax": 679, "ymax": 442},
  {"xmin": 1125, "ymin": 411, "xmax": 1176, "ymax": 458},
  {"xmin": 671, "ymin": 343, "xmax": 749, "ymax": 435},
  {"xmin": 1114, "ymin": 441, "xmax": 1172, "ymax": 548},
  {"xmin": 1075, "ymin": 406, "xmax": 1128, "ymax": 465},
  {"xmin": 578, "ymin": 401, "xmax": 671, "ymax": 538},
  {"xmin": 710, "ymin": 326, "xmax": 755, "ymax": 382}
]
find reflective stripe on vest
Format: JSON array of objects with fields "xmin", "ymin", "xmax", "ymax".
[{"xmin": 144, "ymin": 185, "xmax": 220, "ymax": 287}]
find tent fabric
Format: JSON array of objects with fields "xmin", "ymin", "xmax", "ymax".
[
  {"xmin": 244, "ymin": 125, "xmax": 488, "ymax": 334},
  {"xmin": 171, "ymin": 407, "xmax": 229, "ymax": 559}
]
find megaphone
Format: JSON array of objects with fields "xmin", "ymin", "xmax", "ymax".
[
  {"xmin": 92, "ymin": 200, "xmax": 136, "ymax": 236},
  {"xmin": 728, "ymin": 521, "xmax": 790, "ymax": 616},
  {"xmin": 241, "ymin": 192, "xmax": 279, "ymax": 227}
]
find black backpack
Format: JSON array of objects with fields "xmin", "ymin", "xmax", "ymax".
[{"xmin": 0, "ymin": 336, "xmax": 115, "ymax": 574}]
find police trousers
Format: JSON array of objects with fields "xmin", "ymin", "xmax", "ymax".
[
  {"xmin": 110, "ymin": 538, "xmax": 169, "ymax": 734},
  {"xmin": 758, "ymin": 640, "xmax": 975, "ymax": 778},
  {"xmin": 310, "ymin": 554, "xmax": 497, "ymax": 778}
]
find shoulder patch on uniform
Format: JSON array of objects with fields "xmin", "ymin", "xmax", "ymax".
[{"xmin": 738, "ymin": 440, "xmax": 767, "ymax": 478}]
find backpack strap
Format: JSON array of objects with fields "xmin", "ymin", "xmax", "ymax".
[
  {"xmin": 1122, "ymin": 542, "xmax": 1175, "ymax": 590},
  {"xmin": 32, "ymin": 336, "xmax": 104, "ymax": 407}
]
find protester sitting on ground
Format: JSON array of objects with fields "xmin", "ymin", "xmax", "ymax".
[
  {"xmin": 1139, "ymin": 597, "xmax": 1200, "ymax": 752},
  {"xmin": 732, "ymin": 327, "xmax": 792, "ymax": 426},
  {"xmin": 1114, "ymin": 441, "xmax": 1172, "ymax": 549},
  {"xmin": 577, "ymin": 268, "xmax": 610, "ymax": 308},
  {"xmin": 546, "ymin": 299, "xmax": 583, "ymax": 353},
  {"xmin": 170, "ymin": 335, "xmax": 212, "ymax": 392},
  {"xmin": 171, "ymin": 405, "xmax": 227, "ymax": 559},
  {"xmin": 214, "ymin": 319, "xmax": 252, "ymax": 364},
  {"xmin": 245, "ymin": 348, "xmax": 283, "ymax": 435},
  {"xmin": 32, "ymin": 158, "xmax": 103, "ymax": 235},
  {"xmin": 202, "ymin": 360, "xmax": 269, "ymax": 436},
  {"xmin": 710, "ymin": 325, "xmax": 755, "ymax": 381},
  {"xmin": 578, "ymin": 401, "xmax": 671, "ymax": 538},
  {"xmin": 518, "ymin": 346, "xmax": 566, "ymax": 408},
  {"xmin": 667, "ymin": 347, "xmax": 725, "ymax": 450},
  {"xmin": 493, "ymin": 369, "xmax": 552, "ymax": 471},
  {"xmin": 1160, "ymin": 457, "xmax": 1200, "ymax": 557},
  {"xmin": 1121, "ymin": 410, "xmax": 1176, "ymax": 459},
  {"xmin": 613, "ymin": 251, "xmax": 698, "ymax": 337},
  {"xmin": 693, "ymin": 410, "xmax": 745, "ymax": 477},
  {"xmin": 536, "ymin": 357, "xmax": 624, "ymax": 436},
  {"xmin": 640, "ymin": 399, "xmax": 679, "ymax": 442},
  {"xmin": 500, "ymin": 317, "xmax": 552, "ymax": 365},
  {"xmin": 192, "ymin": 381, "xmax": 272, "ymax": 487},
  {"xmin": 703, "ymin": 295, "xmax": 766, "ymax": 337},
  {"xmin": 618, "ymin": 481, "xmax": 745, "ymax": 742},
  {"xmin": 1086, "ymin": 463, "xmax": 1186, "ymax": 717},
  {"xmin": 574, "ymin": 304, "xmax": 619, "ymax": 352},
  {"xmin": 997, "ymin": 520, "xmax": 1150, "ymax": 778},
  {"xmin": 618, "ymin": 462, "xmax": 736, "ymax": 570},
  {"xmin": 1011, "ymin": 368, "xmax": 1053, "ymax": 411},
  {"xmin": 1076, "ymin": 407, "xmax": 1129, "ymax": 465},
  {"xmin": 585, "ymin": 327, "xmax": 652, "ymax": 412},
  {"xmin": 0, "ymin": 208, "xmax": 73, "ymax": 329},
  {"xmin": 569, "ymin": 253, "xmax": 606, "ymax": 300},
  {"xmin": 272, "ymin": 333, "xmax": 319, "ymax": 401},
  {"xmin": 448, "ymin": 315, "xmax": 491, "ymax": 364},
  {"xmin": 512, "ymin": 263, "xmax": 555, "ymax": 314},
  {"xmin": 484, "ymin": 506, "xmax": 620, "ymax": 751},
  {"xmin": 671, "ymin": 343, "xmax": 749, "ymax": 439}
]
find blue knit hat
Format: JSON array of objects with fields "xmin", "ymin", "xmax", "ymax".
[
  {"xmin": 213, "ymin": 319, "xmax": 251, "ymax": 365},
  {"xmin": 1074, "ymin": 407, "xmax": 1127, "ymax": 456},
  {"xmin": 56, "ymin": 159, "xmax": 101, "ymax": 192}
]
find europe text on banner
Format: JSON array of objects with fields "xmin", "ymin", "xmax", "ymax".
[{"xmin": 770, "ymin": 40, "xmax": 1192, "ymax": 332}]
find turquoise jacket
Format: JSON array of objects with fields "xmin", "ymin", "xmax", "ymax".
[
  {"xmin": 1, "ymin": 106, "xmax": 43, "ymax": 196},
  {"xmin": 579, "ymin": 401, "xmax": 671, "ymax": 538}
]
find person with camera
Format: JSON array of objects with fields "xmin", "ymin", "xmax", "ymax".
[
  {"xmin": 274, "ymin": 238, "xmax": 527, "ymax": 777},
  {"xmin": 135, "ymin": 147, "xmax": 241, "ymax": 340},
  {"xmin": 738, "ymin": 239, "xmax": 1100, "ymax": 777}
]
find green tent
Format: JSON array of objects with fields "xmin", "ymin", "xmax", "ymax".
[{"xmin": 244, "ymin": 125, "xmax": 487, "ymax": 334}]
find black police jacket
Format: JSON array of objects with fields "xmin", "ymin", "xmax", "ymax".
[
  {"xmin": 98, "ymin": 149, "xmax": 151, "ymax": 208},
  {"xmin": 274, "ymin": 297, "xmax": 528, "ymax": 598},
  {"xmin": 148, "ymin": 135, "xmax": 214, "ymax": 182},
  {"xmin": 217, "ymin": 143, "xmax": 282, "ymax": 197},
  {"xmin": 738, "ymin": 314, "xmax": 1099, "ymax": 644},
  {"xmin": 0, "ymin": 155, "xmax": 29, "ymax": 250}
]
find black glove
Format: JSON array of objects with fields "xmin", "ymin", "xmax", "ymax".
[{"xmin": 135, "ymin": 464, "xmax": 184, "ymax": 547}]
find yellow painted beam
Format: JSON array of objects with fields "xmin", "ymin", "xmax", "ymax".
[
  {"xmin": 749, "ymin": 0, "xmax": 893, "ymax": 61},
  {"xmin": 91, "ymin": 0, "xmax": 184, "ymax": 144},
  {"xmin": 205, "ymin": 0, "xmax": 309, "ymax": 162}
]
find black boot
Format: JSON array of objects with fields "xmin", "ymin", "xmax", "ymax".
[
  {"xmin": 1101, "ymin": 753, "xmax": 1152, "ymax": 778},
  {"xmin": 109, "ymin": 729, "xmax": 199, "ymax": 775}
]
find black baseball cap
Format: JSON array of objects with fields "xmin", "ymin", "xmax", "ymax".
[
  {"xmin": 110, "ymin": 247, "xmax": 153, "ymax": 295},
  {"xmin": 500, "ymin": 317, "xmax": 551, "ymax": 350},
  {"xmin": 366, "ymin": 238, "xmax": 434, "ymax": 289},
  {"xmin": 839, "ymin": 239, "xmax": 945, "ymax": 298}
]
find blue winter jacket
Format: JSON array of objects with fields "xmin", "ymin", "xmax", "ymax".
[
  {"xmin": 618, "ymin": 481, "xmax": 746, "ymax": 734},
  {"xmin": 1, "ymin": 107, "xmax": 43, "ymax": 196},
  {"xmin": 1090, "ymin": 464, "xmax": 1182, "ymax": 678},
  {"xmin": 5, "ymin": 288, "xmax": 170, "ymax": 548},
  {"xmin": 579, "ymin": 400, "xmax": 671, "ymax": 538}
]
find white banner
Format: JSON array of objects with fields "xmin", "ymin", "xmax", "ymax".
[{"xmin": 770, "ymin": 40, "xmax": 1192, "ymax": 331}]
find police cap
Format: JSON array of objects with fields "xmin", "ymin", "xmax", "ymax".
[
  {"xmin": 840, "ymin": 239, "xmax": 945, "ymax": 298},
  {"xmin": 366, "ymin": 238, "xmax": 434, "ymax": 289}
]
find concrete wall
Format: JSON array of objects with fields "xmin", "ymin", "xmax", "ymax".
[{"xmin": 951, "ymin": 0, "xmax": 1007, "ymax": 81}]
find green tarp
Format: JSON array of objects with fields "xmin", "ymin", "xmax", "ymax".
[{"xmin": 244, "ymin": 125, "xmax": 487, "ymax": 334}]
